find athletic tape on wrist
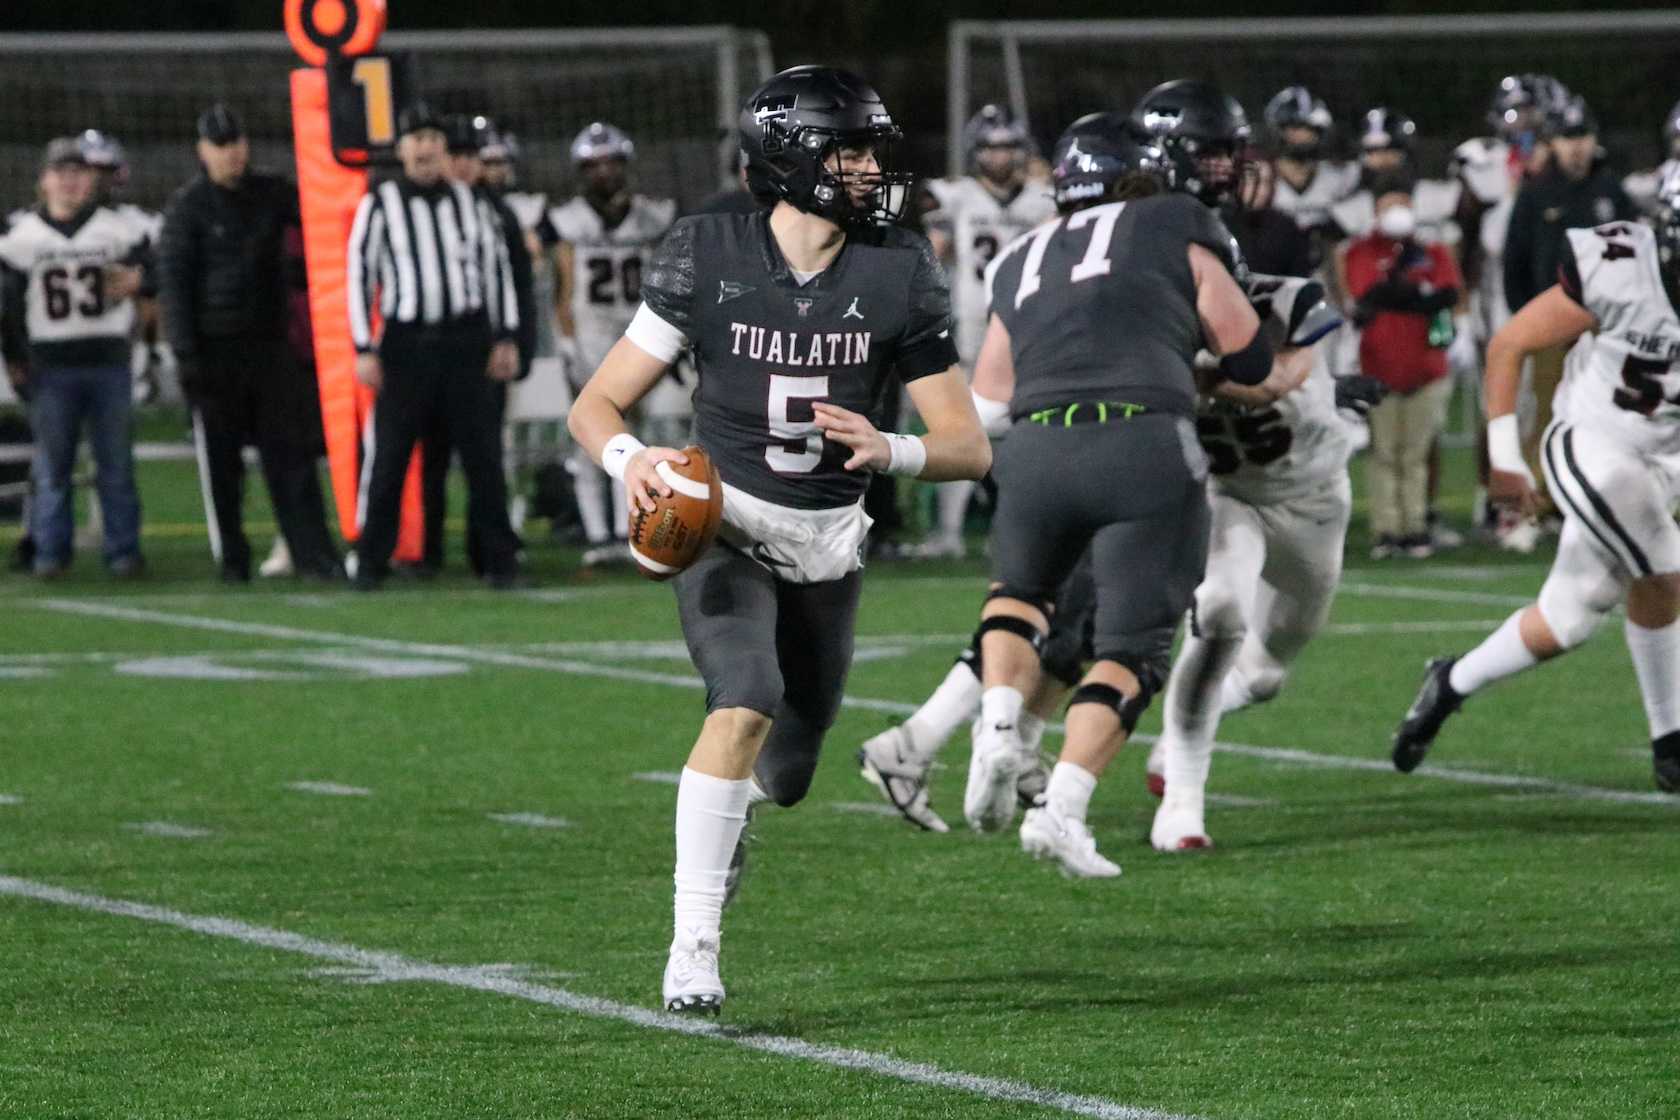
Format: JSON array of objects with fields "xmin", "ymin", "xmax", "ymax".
[
  {"xmin": 882, "ymin": 432, "xmax": 928, "ymax": 477},
  {"xmin": 1487, "ymin": 414, "xmax": 1529, "ymax": 479}
]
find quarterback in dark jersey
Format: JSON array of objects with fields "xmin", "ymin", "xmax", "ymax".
[
  {"xmin": 959, "ymin": 111, "xmax": 1279, "ymax": 877},
  {"xmin": 569, "ymin": 66, "xmax": 989, "ymax": 1014}
]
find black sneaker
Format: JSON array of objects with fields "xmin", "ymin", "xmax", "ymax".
[
  {"xmin": 1392, "ymin": 657, "xmax": 1463, "ymax": 773},
  {"xmin": 1654, "ymin": 731, "xmax": 1680, "ymax": 794}
]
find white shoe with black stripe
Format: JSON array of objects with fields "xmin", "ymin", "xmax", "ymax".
[{"xmin": 663, "ymin": 927, "xmax": 724, "ymax": 1015}]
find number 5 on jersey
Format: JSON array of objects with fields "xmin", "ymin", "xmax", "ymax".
[{"xmin": 767, "ymin": 373, "xmax": 829, "ymax": 473}]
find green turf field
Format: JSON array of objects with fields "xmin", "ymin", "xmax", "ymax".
[{"xmin": 2, "ymin": 448, "xmax": 1677, "ymax": 1120}]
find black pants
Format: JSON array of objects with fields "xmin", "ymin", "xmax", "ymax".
[
  {"xmin": 359, "ymin": 322, "xmax": 517, "ymax": 580},
  {"xmin": 674, "ymin": 543, "xmax": 862, "ymax": 808},
  {"xmin": 421, "ymin": 381, "xmax": 507, "ymax": 574},
  {"xmin": 192, "ymin": 334, "xmax": 338, "ymax": 577}
]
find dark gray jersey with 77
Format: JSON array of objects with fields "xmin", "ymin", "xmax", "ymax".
[
  {"xmin": 640, "ymin": 211, "xmax": 957, "ymax": 510},
  {"xmin": 987, "ymin": 192, "xmax": 1238, "ymax": 420}
]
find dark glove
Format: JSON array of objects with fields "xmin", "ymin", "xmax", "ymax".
[
  {"xmin": 1334, "ymin": 374, "xmax": 1389, "ymax": 417},
  {"xmin": 175, "ymin": 355, "xmax": 204, "ymax": 403}
]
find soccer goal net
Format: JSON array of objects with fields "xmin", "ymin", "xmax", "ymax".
[
  {"xmin": 948, "ymin": 12, "xmax": 1680, "ymax": 179},
  {"xmin": 0, "ymin": 25, "xmax": 773, "ymax": 217}
]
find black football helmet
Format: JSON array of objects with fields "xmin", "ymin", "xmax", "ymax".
[
  {"xmin": 1130, "ymin": 79, "xmax": 1251, "ymax": 206},
  {"xmin": 1263, "ymin": 86, "xmax": 1332, "ymax": 159},
  {"xmin": 1049, "ymin": 112, "xmax": 1174, "ymax": 213},
  {"xmin": 739, "ymin": 65, "xmax": 913, "ymax": 229},
  {"xmin": 1358, "ymin": 107, "xmax": 1417, "ymax": 154},
  {"xmin": 1487, "ymin": 74, "xmax": 1570, "ymax": 140}
]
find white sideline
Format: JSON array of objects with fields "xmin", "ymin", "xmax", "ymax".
[
  {"xmin": 0, "ymin": 875, "xmax": 1203, "ymax": 1120},
  {"xmin": 286, "ymin": 781, "xmax": 372, "ymax": 798},
  {"xmin": 33, "ymin": 599, "xmax": 1676, "ymax": 809}
]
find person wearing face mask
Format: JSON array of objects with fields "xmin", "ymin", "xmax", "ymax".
[
  {"xmin": 1344, "ymin": 182, "xmax": 1463, "ymax": 558},
  {"xmin": 538, "ymin": 123, "xmax": 677, "ymax": 566},
  {"xmin": 1503, "ymin": 95, "xmax": 1636, "ymax": 514}
]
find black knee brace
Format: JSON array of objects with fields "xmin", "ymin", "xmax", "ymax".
[
  {"xmin": 976, "ymin": 613, "xmax": 1047, "ymax": 655},
  {"xmin": 1070, "ymin": 653, "xmax": 1168, "ymax": 734},
  {"xmin": 986, "ymin": 585, "xmax": 1056, "ymax": 619}
]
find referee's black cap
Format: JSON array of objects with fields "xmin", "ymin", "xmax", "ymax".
[
  {"xmin": 197, "ymin": 104, "xmax": 245, "ymax": 145},
  {"xmin": 397, "ymin": 102, "xmax": 446, "ymax": 141}
]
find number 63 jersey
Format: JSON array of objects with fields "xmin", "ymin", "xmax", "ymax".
[
  {"xmin": 544, "ymin": 194, "xmax": 676, "ymax": 372},
  {"xmin": 1554, "ymin": 221, "xmax": 1680, "ymax": 457},
  {"xmin": 0, "ymin": 206, "xmax": 148, "ymax": 368},
  {"xmin": 1196, "ymin": 273, "xmax": 1350, "ymax": 506}
]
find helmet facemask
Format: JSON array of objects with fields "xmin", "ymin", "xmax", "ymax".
[{"xmin": 760, "ymin": 120, "xmax": 913, "ymax": 229}]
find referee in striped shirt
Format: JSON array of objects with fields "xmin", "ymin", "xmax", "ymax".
[{"xmin": 347, "ymin": 104, "xmax": 522, "ymax": 589}]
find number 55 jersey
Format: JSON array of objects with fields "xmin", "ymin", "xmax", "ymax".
[
  {"xmin": 1555, "ymin": 221, "xmax": 1680, "ymax": 458},
  {"xmin": 1196, "ymin": 272, "xmax": 1350, "ymax": 506}
]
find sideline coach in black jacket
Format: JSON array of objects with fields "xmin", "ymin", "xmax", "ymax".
[{"xmin": 159, "ymin": 104, "xmax": 341, "ymax": 582}]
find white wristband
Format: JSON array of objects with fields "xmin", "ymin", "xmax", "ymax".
[
  {"xmin": 971, "ymin": 390, "xmax": 1012, "ymax": 437},
  {"xmin": 882, "ymin": 431, "xmax": 928, "ymax": 478},
  {"xmin": 1486, "ymin": 414, "xmax": 1533, "ymax": 481},
  {"xmin": 601, "ymin": 432, "xmax": 648, "ymax": 483}
]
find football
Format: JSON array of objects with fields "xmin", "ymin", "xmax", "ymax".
[{"xmin": 626, "ymin": 446, "xmax": 725, "ymax": 581}]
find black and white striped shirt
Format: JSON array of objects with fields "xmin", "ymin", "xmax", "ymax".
[{"xmin": 346, "ymin": 176, "xmax": 518, "ymax": 352}]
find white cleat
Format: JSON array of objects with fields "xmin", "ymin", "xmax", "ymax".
[
  {"xmin": 1144, "ymin": 738, "xmax": 1167, "ymax": 799},
  {"xmin": 662, "ymin": 928, "xmax": 724, "ymax": 1015},
  {"xmin": 908, "ymin": 535, "xmax": 965, "ymax": 560},
  {"xmin": 857, "ymin": 726, "xmax": 948, "ymax": 832},
  {"xmin": 964, "ymin": 719, "xmax": 1030, "ymax": 832},
  {"xmin": 1150, "ymin": 798, "xmax": 1213, "ymax": 853},
  {"xmin": 259, "ymin": 537, "xmax": 293, "ymax": 579},
  {"xmin": 1019, "ymin": 806, "xmax": 1121, "ymax": 878},
  {"xmin": 1015, "ymin": 751, "xmax": 1050, "ymax": 809}
]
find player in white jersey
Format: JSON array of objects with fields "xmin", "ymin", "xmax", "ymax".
[
  {"xmin": 76, "ymin": 129, "xmax": 169, "ymax": 406},
  {"xmin": 1147, "ymin": 272, "xmax": 1383, "ymax": 849},
  {"xmin": 914, "ymin": 105, "xmax": 1056, "ymax": 558},
  {"xmin": 1622, "ymin": 99, "xmax": 1680, "ymax": 217},
  {"xmin": 1451, "ymin": 75, "xmax": 1570, "ymax": 551},
  {"xmin": 0, "ymin": 138, "xmax": 151, "ymax": 576},
  {"xmin": 1263, "ymin": 86, "xmax": 1360, "ymax": 244},
  {"xmin": 540, "ymin": 123, "xmax": 677, "ymax": 562},
  {"xmin": 1392, "ymin": 173, "xmax": 1680, "ymax": 794}
]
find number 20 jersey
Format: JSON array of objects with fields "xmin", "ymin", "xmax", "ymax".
[
  {"xmin": 921, "ymin": 176, "xmax": 1056, "ymax": 364},
  {"xmin": 640, "ymin": 211, "xmax": 958, "ymax": 510},
  {"xmin": 545, "ymin": 194, "xmax": 675, "ymax": 371},
  {"xmin": 1555, "ymin": 221, "xmax": 1680, "ymax": 457}
]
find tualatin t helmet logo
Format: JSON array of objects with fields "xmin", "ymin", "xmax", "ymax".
[
  {"xmin": 1141, "ymin": 107, "xmax": 1183, "ymax": 134},
  {"xmin": 753, "ymin": 96, "xmax": 794, "ymax": 127}
]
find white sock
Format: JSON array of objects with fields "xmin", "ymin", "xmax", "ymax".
[
  {"xmin": 1625, "ymin": 617, "xmax": 1680, "ymax": 739},
  {"xmin": 1020, "ymin": 711, "xmax": 1047, "ymax": 754},
  {"xmin": 746, "ymin": 776, "xmax": 772, "ymax": 807},
  {"xmin": 672, "ymin": 767, "xmax": 751, "ymax": 942},
  {"xmin": 978, "ymin": 685, "xmax": 1024, "ymax": 735},
  {"xmin": 1217, "ymin": 673, "xmax": 1254, "ymax": 715},
  {"xmin": 1448, "ymin": 611, "xmax": 1539, "ymax": 696},
  {"xmin": 1046, "ymin": 761, "xmax": 1097, "ymax": 823},
  {"xmin": 902, "ymin": 660, "xmax": 982, "ymax": 756},
  {"xmin": 935, "ymin": 479, "xmax": 974, "ymax": 544},
  {"xmin": 572, "ymin": 451, "xmax": 611, "ymax": 545},
  {"xmin": 1160, "ymin": 630, "xmax": 1239, "ymax": 811}
]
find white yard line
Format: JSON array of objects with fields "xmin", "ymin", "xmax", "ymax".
[
  {"xmin": 286, "ymin": 781, "xmax": 372, "ymax": 798},
  {"xmin": 829, "ymin": 801, "xmax": 903, "ymax": 818},
  {"xmin": 486, "ymin": 812, "xmax": 570, "ymax": 829},
  {"xmin": 1337, "ymin": 582, "xmax": 1534, "ymax": 608},
  {"xmin": 0, "ymin": 875, "xmax": 1203, "ymax": 1120},
  {"xmin": 123, "ymin": 821, "xmax": 213, "ymax": 839},
  {"xmin": 1318, "ymin": 619, "xmax": 1508, "ymax": 636},
  {"xmin": 631, "ymin": 771, "xmax": 683, "ymax": 785},
  {"xmin": 0, "ymin": 794, "xmax": 22, "ymax": 806},
  {"xmin": 35, "ymin": 599, "xmax": 1675, "ymax": 811}
]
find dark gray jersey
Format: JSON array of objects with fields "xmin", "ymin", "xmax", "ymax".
[
  {"xmin": 987, "ymin": 193, "xmax": 1236, "ymax": 419},
  {"xmin": 641, "ymin": 211, "xmax": 956, "ymax": 509}
]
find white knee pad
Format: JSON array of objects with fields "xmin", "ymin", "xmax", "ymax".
[
  {"xmin": 1537, "ymin": 531, "xmax": 1626, "ymax": 649},
  {"xmin": 1191, "ymin": 580, "xmax": 1247, "ymax": 642}
]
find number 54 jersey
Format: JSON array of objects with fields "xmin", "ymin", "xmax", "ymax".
[
  {"xmin": 1554, "ymin": 221, "xmax": 1680, "ymax": 457},
  {"xmin": 637, "ymin": 211, "xmax": 958, "ymax": 510},
  {"xmin": 544, "ymin": 194, "xmax": 676, "ymax": 372}
]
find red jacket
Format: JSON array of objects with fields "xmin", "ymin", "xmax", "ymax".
[{"xmin": 1344, "ymin": 235, "xmax": 1461, "ymax": 394}]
